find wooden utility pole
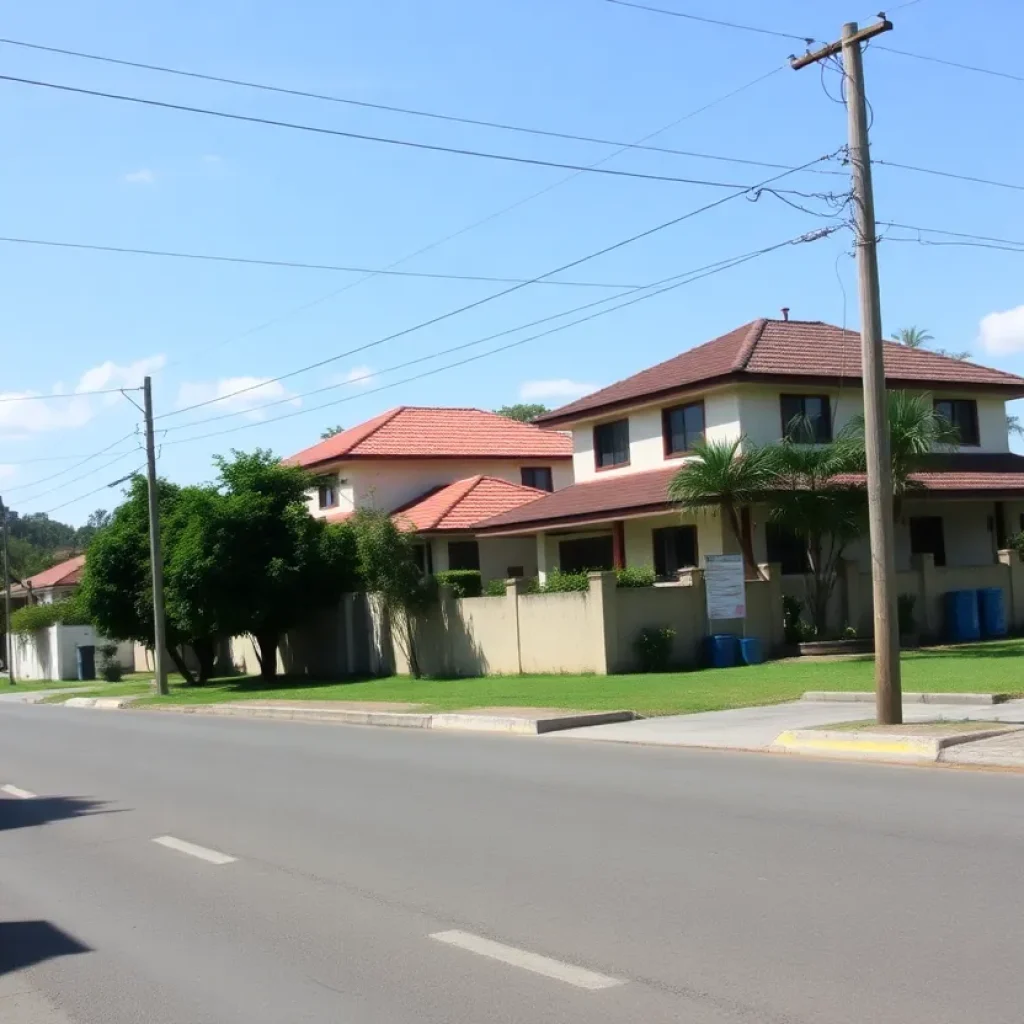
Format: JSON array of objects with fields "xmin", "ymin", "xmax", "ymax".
[
  {"xmin": 792, "ymin": 18, "xmax": 902, "ymax": 724},
  {"xmin": 143, "ymin": 376, "xmax": 169, "ymax": 696},
  {"xmin": 1, "ymin": 498, "xmax": 13, "ymax": 685}
]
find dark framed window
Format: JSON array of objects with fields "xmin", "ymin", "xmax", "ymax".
[
  {"xmin": 909, "ymin": 515, "xmax": 946, "ymax": 568},
  {"xmin": 766, "ymin": 522, "xmax": 810, "ymax": 576},
  {"xmin": 447, "ymin": 540, "xmax": 480, "ymax": 571},
  {"xmin": 317, "ymin": 481, "xmax": 337, "ymax": 509},
  {"xmin": 521, "ymin": 466, "xmax": 554, "ymax": 491},
  {"xmin": 558, "ymin": 536, "xmax": 614, "ymax": 573},
  {"xmin": 934, "ymin": 398, "xmax": 980, "ymax": 446},
  {"xmin": 663, "ymin": 402, "xmax": 705, "ymax": 456},
  {"xmin": 652, "ymin": 526, "xmax": 698, "ymax": 579},
  {"xmin": 593, "ymin": 419, "xmax": 630, "ymax": 469},
  {"xmin": 780, "ymin": 394, "xmax": 832, "ymax": 442},
  {"xmin": 412, "ymin": 543, "xmax": 433, "ymax": 575},
  {"xmin": 506, "ymin": 565, "xmax": 524, "ymax": 578}
]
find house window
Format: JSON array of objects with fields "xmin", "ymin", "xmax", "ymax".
[
  {"xmin": 766, "ymin": 522, "xmax": 810, "ymax": 576},
  {"xmin": 663, "ymin": 402, "xmax": 705, "ymax": 456},
  {"xmin": 594, "ymin": 419, "xmax": 630, "ymax": 469},
  {"xmin": 909, "ymin": 515, "xmax": 946, "ymax": 568},
  {"xmin": 317, "ymin": 481, "xmax": 337, "ymax": 509},
  {"xmin": 506, "ymin": 565, "xmax": 524, "ymax": 578},
  {"xmin": 447, "ymin": 540, "xmax": 480, "ymax": 571},
  {"xmin": 558, "ymin": 536, "xmax": 614, "ymax": 573},
  {"xmin": 934, "ymin": 398, "xmax": 980, "ymax": 446},
  {"xmin": 652, "ymin": 526, "xmax": 698, "ymax": 579},
  {"xmin": 521, "ymin": 467, "xmax": 554, "ymax": 491},
  {"xmin": 780, "ymin": 394, "xmax": 832, "ymax": 443},
  {"xmin": 412, "ymin": 543, "xmax": 433, "ymax": 575}
]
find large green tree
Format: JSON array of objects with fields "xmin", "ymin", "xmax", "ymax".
[{"xmin": 494, "ymin": 403, "xmax": 549, "ymax": 423}]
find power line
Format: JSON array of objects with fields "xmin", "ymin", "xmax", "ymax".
[
  {"xmin": 162, "ymin": 63, "xmax": 789, "ymax": 371},
  {"xmin": 875, "ymin": 160, "xmax": 1024, "ymax": 194},
  {"xmin": 0, "ymin": 72, "xmax": 824, "ymax": 194},
  {"xmin": 13, "ymin": 447, "xmax": 142, "ymax": 507},
  {"xmin": 878, "ymin": 220, "xmax": 1024, "ymax": 249},
  {"xmin": 0, "ymin": 235, "xmax": 644, "ymax": 289},
  {"xmin": 0, "ymin": 35, "xmax": 843, "ymax": 177},
  {"xmin": 40, "ymin": 464, "xmax": 145, "ymax": 516},
  {"xmin": 0, "ymin": 384, "xmax": 143, "ymax": 404},
  {"xmin": 159, "ymin": 149, "xmax": 843, "ymax": 420},
  {"xmin": 602, "ymin": 0, "xmax": 815, "ymax": 44},
  {"xmin": 161, "ymin": 227, "xmax": 837, "ymax": 449},
  {"xmin": 2, "ymin": 429, "xmax": 139, "ymax": 496},
  {"xmin": 875, "ymin": 45, "xmax": 1024, "ymax": 84}
]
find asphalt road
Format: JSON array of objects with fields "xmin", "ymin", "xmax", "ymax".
[{"xmin": 2, "ymin": 704, "xmax": 1023, "ymax": 1024}]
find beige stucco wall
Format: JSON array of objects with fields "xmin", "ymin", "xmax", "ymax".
[
  {"xmin": 308, "ymin": 457, "xmax": 573, "ymax": 519},
  {"xmin": 426, "ymin": 535, "xmax": 537, "ymax": 582},
  {"xmin": 518, "ymin": 592, "xmax": 598, "ymax": 674},
  {"xmin": 622, "ymin": 512, "xmax": 726, "ymax": 570}
]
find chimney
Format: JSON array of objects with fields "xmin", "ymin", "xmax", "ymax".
[{"xmin": 781, "ymin": 307, "xmax": 790, "ymax": 321}]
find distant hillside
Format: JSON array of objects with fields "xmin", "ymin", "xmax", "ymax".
[{"xmin": 4, "ymin": 508, "xmax": 109, "ymax": 581}]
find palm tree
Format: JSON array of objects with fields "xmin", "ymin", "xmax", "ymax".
[
  {"xmin": 891, "ymin": 326, "xmax": 933, "ymax": 349},
  {"xmin": 668, "ymin": 438, "xmax": 779, "ymax": 580},
  {"xmin": 1008, "ymin": 414, "xmax": 1024, "ymax": 440}
]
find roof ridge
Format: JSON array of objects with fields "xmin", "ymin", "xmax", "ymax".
[{"xmin": 732, "ymin": 318, "xmax": 769, "ymax": 371}]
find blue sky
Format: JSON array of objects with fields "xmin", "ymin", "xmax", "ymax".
[{"xmin": 2, "ymin": 0, "xmax": 1022, "ymax": 523}]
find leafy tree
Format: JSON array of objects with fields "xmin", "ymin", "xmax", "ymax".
[
  {"xmin": 320, "ymin": 425, "xmax": 345, "ymax": 440},
  {"xmin": 668, "ymin": 438, "xmax": 779, "ymax": 580},
  {"xmin": 350, "ymin": 509, "xmax": 434, "ymax": 678},
  {"xmin": 890, "ymin": 326, "xmax": 933, "ymax": 349},
  {"xmin": 75, "ymin": 508, "xmax": 113, "ymax": 547},
  {"xmin": 1009, "ymin": 414, "xmax": 1024, "ymax": 440},
  {"xmin": 494, "ymin": 403, "xmax": 549, "ymax": 423},
  {"xmin": 199, "ymin": 450, "xmax": 358, "ymax": 680}
]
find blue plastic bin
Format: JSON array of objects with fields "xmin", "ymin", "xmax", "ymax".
[
  {"xmin": 739, "ymin": 637, "xmax": 763, "ymax": 666},
  {"xmin": 977, "ymin": 587, "xmax": 1007, "ymax": 639},
  {"xmin": 944, "ymin": 589, "xmax": 980, "ymax": 642},
  {"xmin": 704, "ymin": 634, "xmax": 739, "ymax": 668}
]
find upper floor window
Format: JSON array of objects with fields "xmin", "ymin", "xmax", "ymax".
[
  {"xmin": 934, "ymin": 398, "xmax": 979, "ymax": 446},
  {"xmin": 662, "ymin": 401, "xmax": 705, "ymax": 456},
  {"xmin": 594, "ymin": 419, "xmax": 630, "ymax": 469},
  {"xmin": 521, "ymin": 466, "xmax": 554, "ymax": 491},
  {"xmin": 317, "ymin": 480, "xmax": 337, "ymax": 509},
  {"xmin": 780, "ymin": 394, "xmax": 832, "ymax": 443}
]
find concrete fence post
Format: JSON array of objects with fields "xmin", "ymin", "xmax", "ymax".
[
  {"xmin": 506, "ymin": 576, "xmax": 530, "ymax": 674},
  {"xmin": 587, "ymin": 571, "xmax": 618, "ymax": 676},
  {"xmin": 997, "ymin": 549, "xmax": 1024, "ymax": 630}
]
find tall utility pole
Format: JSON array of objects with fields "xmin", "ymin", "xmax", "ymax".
[
  {"xmin": 792, "ymin": 18, "xmax": 902, "ymax": 724},
  {"xmin": 143, "ymin": 376, "xmax": 169, "ymax": 696},
  {"xmin": 1, "ymin": 498, "xmax": 13, "ymax": 685}
]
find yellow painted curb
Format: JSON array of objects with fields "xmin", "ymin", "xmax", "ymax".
[{"xmin": 772, "ymin": 730, "xmax": 940, "ymax": 762}]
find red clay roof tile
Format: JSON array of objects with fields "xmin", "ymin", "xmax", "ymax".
[
  {"xmin": 537, "ymin": 319, "xmax": 1024, "ymax": 426},
  {"xmin": 285, "ymin": 406, "xmax": 571, "ymax": 469},
  {"xmin": 392, "ymin": 476, "xmax": 547, "ymax": 532},
  {"xmin": 12, "ymin": 554, "xmax": 86, "ymax": 593}
]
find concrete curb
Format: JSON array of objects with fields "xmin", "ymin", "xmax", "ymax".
[
  {"xmin": 145, "ymin": 703, "xmax": 637, "ymax": 734},
  {"xmin": 62, "ymin": 696, "xmax": 137, "ymax": 710},
  {"xmin": 801, "ymin": 691, "xmax": 1006, "ymax": 705},
  {"xmin": 771, "ymin": 726, "xmax": 1021, "ymax": 763}
]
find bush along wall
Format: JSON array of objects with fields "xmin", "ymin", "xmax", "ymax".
[
  {"xmin": 433, "ymin": 570, "xmax": 483, "ymax": 599},
  {"xmin": 9, "ymin": 596, "xmax": 91, "ymax": 634}
]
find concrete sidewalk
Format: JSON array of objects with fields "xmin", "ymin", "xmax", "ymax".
[{"xmin": 564, "ymin": 698, "xmax": 1024, "ymax": 752}]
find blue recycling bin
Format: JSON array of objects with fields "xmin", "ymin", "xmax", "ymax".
[
  {"xmin": 76, "ymin": 644, "xmax": 96, "ymax": 681},
  {"xmin": 704, "ymin": 633, "xmax": 739, "ymax": 668},
  {"xmin": 739, "ymin": 637, "xmax": 763, "ymax": 666},
  {"xmin": 977, "ymin": 587, "xmax": 1007, "ymax": 639},
  {"xmin": 944, "ymin": 590, "xmax": 980, "ymax": 643}
]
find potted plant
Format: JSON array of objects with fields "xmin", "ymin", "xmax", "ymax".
[{"xmin": 898, "ymin": 593, "xmax": 920, "ymax": 649}]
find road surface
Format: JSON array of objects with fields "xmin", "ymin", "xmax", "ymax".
[{"xmin": 1, "ymin": 703, "xmax": 1022, "ymax": 1023}]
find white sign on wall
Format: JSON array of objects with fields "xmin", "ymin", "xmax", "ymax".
[{"xmin": 704, "ymin": 554, "xmax": 746, "ymax": 620}]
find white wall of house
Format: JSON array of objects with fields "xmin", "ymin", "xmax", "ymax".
[
  {"xmin": 623, "ymin": 511, "xmax": 726, "ymax": 570},
  {"xmin": 307, "ymin": 458, "xmax": 572, "ymax": 518},
  {"xmin": 426, "ymin": 535, "xmax": 537, "ymax": 583}
]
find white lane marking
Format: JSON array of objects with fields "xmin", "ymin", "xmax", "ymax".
[
  {"xmin": 429, "ymin": 930, "xmax": 624, "ymax": 990},
  {"xmin": 152, "ymin": 835, "xmax": 237, "ymax": 865},
  {"xmin": 2, "ymin": 784, "xmax": 36, "ymax": 799}
]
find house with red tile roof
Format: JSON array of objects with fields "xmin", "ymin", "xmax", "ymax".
[
  {"xmin": 284, "ymin": 407, "xmax": 572, "ymax": 580},
  {"xmin": 477, "ymin": 318, "xmax": 1024, "ymax": 601},
  {"xmin": 9, "ymin": 554, "xmax": 86, "ymax": 608}
]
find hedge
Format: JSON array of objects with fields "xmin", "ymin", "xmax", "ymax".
[
  {"xmin": 434, "ymin": 570, "xmax": 483, "ymax": 598},
  {"xmin": 615, "ymin": 566, "xmax": 655, "ymax": 588},
  {"xmin": 9, "ymin": 596, "xmax": 91, "ymax": 634}
]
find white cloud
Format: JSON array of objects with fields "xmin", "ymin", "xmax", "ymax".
[
  {"xmin": 342, "ymin": 366, "xmax": 376, "ymax": 388},
  {"xmin": 123, "ymin": 168, "xmax": 156, "ymax": 184},
  {"xmin": 0, "ymin": 464, "xmax": 16, "ymax": 482},
  {"xmin": 978, "ymin": 305, "xmax": 1024, "ymax": 355},
  {"xmin": 519, "ymin": 378, "xmax": 598, "ymax": 401},
  {"xmin": 0, "ymin": 354, "xmax": 165, "ymax": 435},
  {"xmin": 176, "ymin": 376, "xmax": 301, "ymax": 420}
]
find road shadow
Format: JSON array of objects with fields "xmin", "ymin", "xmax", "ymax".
[
  {"xmin": 0, "ymin": 920, "xmax": 91, "ymax": 975},
  {"xmin": 0, "ymin": 795, "xmax": 117, "ymax": 832}
]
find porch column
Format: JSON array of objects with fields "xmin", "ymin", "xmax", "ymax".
[
  {"xmin": 612, "ymin": 520, "xmax": 626, "ymax": 570},
  {"xmin": 536, "ymin": 531, "xmax": 549, "ymax": 586}
]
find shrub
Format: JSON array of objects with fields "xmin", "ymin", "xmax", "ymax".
[
  {"xmin": 842, "ymin": 624, "xmax": 858, "ymax": 640},
  {"xmin": 98, "ymin": 642, "xmax": 123, "ymax": 682},
  {"xmin": 540, "ymin": 569, "xmax": 590, "ymax": 593},
  {"xmin": 485, "ymin": 578, "xmax": 507, "ymax": 597},
  {"xmin": 897, "ymin": 593, "xmax": 917, "ymax": 635},
  {"xmin": 782, "ymin": 595, "xmax": 803, "ymax": 645},
  {"xmin": 616, "ymin": 566, "xmax": 655, "ymax": 588},
  {"xmin": 434, "ymin": 570, "xmax": 483, "ymax": 598},
  {"xmin": 633, "ymin": 626, "xmax": 676, "ymax": 672},
  {"xmin": 9, "ymin": 596, "xmax": 90, "ymax": 634},
  {"xmin": 1008, "ymin": 532, "xmax": 1024, "ymax": 558}
]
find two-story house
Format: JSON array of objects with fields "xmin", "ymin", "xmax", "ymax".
[
  {"xmin": 284, "ymin": 405, "xmax": 573, "ymax": 582},
  {"xmin": 477, "ymin": 318, "xmax": 1024, "ymax": 582}
]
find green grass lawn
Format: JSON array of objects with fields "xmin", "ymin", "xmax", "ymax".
[
  {"xmin": 109, "ymin": 638, "xmax": 1024, "ymax": 718},
  {"xmin": 2, "ymin": 679, "xmax": 92, "ymax": 694}
]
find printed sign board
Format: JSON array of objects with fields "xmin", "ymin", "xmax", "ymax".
[{"xmin": 704, "ymin": 554, "xmax": 746, "ymax": 620}]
